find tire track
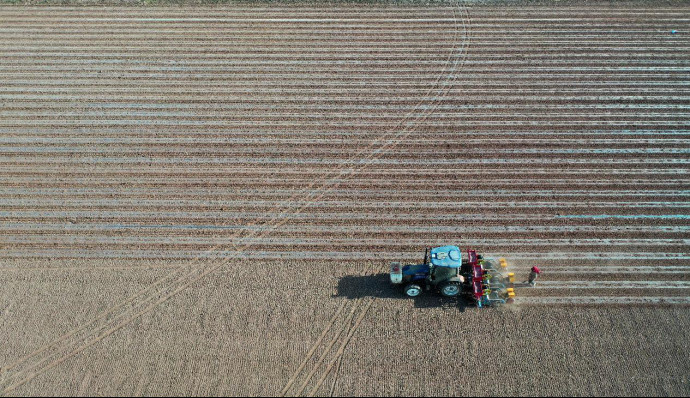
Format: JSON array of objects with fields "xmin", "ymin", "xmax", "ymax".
[
  {"xmin": 291, "ymin": 300, "xmax": 359, "ymax": 397},
  {"xmin": 279, "ymin": 300, "xmax": 348, "ymax": 397},
  {"xmin": 279, "ymin": 297, "xmax": 374, "ymax": 397},
  {"xmin": 306, "ymin": 298, "xmax": 375, "ymax": 398}
]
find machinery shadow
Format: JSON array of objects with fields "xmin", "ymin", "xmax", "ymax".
[{"xmin": 334, "ymin": 273, "xmax": 469, "ymax": 312}]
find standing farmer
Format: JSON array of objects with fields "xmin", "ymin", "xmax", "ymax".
[{"xmin": 527, "ymin": 266, "xmax": 541, "ymax": 286}]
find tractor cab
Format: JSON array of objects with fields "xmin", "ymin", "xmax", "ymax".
[{"xmin": 391, "ymin": 246, "xmax": 465, "ymax": 298}]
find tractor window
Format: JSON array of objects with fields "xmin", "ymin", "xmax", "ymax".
[{"xmin": 432, "ymin": 266, "xmax": 457, "ymax": 282}]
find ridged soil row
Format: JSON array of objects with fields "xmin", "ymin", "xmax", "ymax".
[{"xmin": 0, "ymin": 4, "xmax": 688, "ymax": 303}]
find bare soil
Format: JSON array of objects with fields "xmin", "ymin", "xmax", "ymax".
[{"xmin": 0, "ymin": 1, "xmax": 688, "ymax": 396}]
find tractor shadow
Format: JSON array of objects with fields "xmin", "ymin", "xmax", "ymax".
[{"xmin": 334, "ymin": 273, "xmax": 469, "ymax": 311}]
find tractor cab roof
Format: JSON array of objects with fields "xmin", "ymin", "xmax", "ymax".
[{"xmin": 430, "ymin": 245, "xmax": 462, "ymax": 268}]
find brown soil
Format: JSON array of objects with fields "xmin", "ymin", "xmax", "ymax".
[{"xmin": 1, "ymin": 1, "xmax": 688, "ymax": 396}]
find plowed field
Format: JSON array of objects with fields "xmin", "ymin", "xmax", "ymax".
[{"xmin": 1, "ymin": 1, "xmax": 689, "ymax": 396}]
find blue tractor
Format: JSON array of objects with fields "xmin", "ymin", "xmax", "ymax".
[{"xmin": 390, "ymin": 245, "xmax": 515, "ymax": 307}]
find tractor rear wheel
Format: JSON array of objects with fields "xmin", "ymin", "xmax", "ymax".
[
  {"xmin": 439, "ymin": 281, "xmax": 461, "ymax": 297},
  {"xmin": 404, "ymin": 283, "xmax": 423, "ymax": 297}
]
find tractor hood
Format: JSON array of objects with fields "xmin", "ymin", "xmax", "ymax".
[{"xmin": 430, "ymin": 245, "xmax": 462, "ymax": 268}]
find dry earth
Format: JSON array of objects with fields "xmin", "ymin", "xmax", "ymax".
[{"xmin": 0, "ymin": 1, "xmax": 689, "ymax": 396}]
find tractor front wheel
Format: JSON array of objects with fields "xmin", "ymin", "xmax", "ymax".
[
  {"xmin": 404, "ymin": 283, "xmax": 423, "ymax": 297},
  {"xmin": 439, "ymin": 281, "xmax": 461, "ymax": 297}
]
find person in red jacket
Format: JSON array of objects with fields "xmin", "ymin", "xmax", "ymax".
[{"xmin": 527, "ymin": 266, "xmax": 541, "ymax": 286}]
